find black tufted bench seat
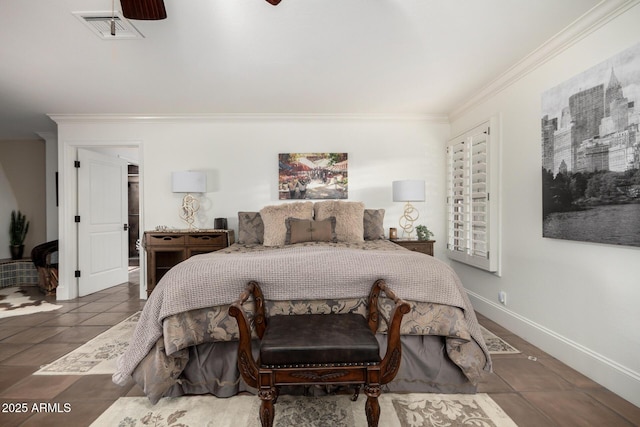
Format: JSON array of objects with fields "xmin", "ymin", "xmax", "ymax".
[
  {"xmin": 229, "ymin": 279, "xmax": 410, "ymax": 427},
  {"xmin": 261, "ymin": 313, "xmax": 381, "ymax": 367}
]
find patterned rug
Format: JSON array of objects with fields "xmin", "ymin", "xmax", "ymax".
[
  {"xmin": 34, "ymin": 311, "xmax": 140, "ymax": 375},
  {"xmin": 90, "ymin": 393, "xmax": 518, "ymax": 427},
  {"xmin": 480, "ymin": 326, "xmax": 520, "ymax": 354},
  {"xmin": 0, "ymin": 286, "xmax": 62, "ymax": 319}
]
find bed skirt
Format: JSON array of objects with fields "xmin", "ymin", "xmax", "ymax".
[{"xmin": 154, "ymin": 334, "xmax": 476, "ymax": 400}]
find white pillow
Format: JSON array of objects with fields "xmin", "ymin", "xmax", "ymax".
[
  {"xmin": 313, "ymin": 201, "xmax": 365, "ymax": 243},
  {"xmin": 260, "ymin": 202, "xmax": 314, "ymax": 246}
]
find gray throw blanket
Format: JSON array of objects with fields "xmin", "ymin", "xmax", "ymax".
[{"xmin": 113, "ymin": 241, "xmax": 490, "ymax": 386}]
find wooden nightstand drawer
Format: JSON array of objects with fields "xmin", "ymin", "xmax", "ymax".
[
  {"xmin": 146, "ymin": 234, "xmax": 186, "ymax": 246},
  {"xmin": 187, "ymin": 233, "xmax": 226, "ymax": 246},
  {"xmin": 401, "ymin": 242, "xmax": 428, "ymax": 252},
  {"xmin": 390, "ymin": 239, "xmax": 435, "ymax": 256}
]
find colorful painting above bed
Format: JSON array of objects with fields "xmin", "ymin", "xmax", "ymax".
[
  {"xmin": 541, "ymin": 42, "xmax": 640, "ymax": 248},
  {"xmin": 279, "ymin": 153, "xmax": 348, "ymax": 200}
]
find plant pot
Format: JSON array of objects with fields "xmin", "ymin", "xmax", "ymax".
[{"xmin": 10, "ymin": 245, "xmax": 24, "ymax": 260}]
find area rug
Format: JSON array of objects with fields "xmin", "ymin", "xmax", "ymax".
[
  {"xmin": 0, "ymin": 286, "xmax": 63, "ymax": 319},
  {"xmin": 34, "ymin": 311, "xmax": 140, "ymax": 375},
  {"xmin": 481, "ymin": 326, "xmax": 520, "ymax": 354},
  {"xmin": 90, "ymin": 393, "xmax": 518, "ymax": 427}
]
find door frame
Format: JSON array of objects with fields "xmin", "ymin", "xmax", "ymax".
[{"xmin": 57, "ymin": 139, "xmax": 144, "ymax": 301}]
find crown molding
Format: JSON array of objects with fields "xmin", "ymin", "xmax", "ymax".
[
  {"xmin": 449, "ymin": 0, "xmax": 640, "ymax": 121},
  {"xmin": 35, "ymin": 131, "xmax": 57, "ymax": 141},
  {"xmin": 49, "ymin": 112, "xmax": 450, "ymax": 125}
]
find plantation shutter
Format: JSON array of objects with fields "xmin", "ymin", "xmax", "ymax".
[
  {"xmin": 447, "ymin": 139, "xmax": 468, "ymax": 253},
  {"xmin": 446, "ymin": 119, "xmax": 500, "ymax": 273}
]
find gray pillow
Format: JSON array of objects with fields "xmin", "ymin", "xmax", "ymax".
[
  {"xmin": 363, "ymin": 209, "xmax": 385, "ymax": 240},
  {"xmin": 237, "ymin": 212, "xmax": 264, "ymax": 244}
]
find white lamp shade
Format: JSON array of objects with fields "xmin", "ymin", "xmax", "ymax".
[
  {"xmin": 172, "ymin": 171, "xmax": 207, "ymax": 193},
  {"xmin": 392, "ymin": 180, "xmax": 425, "ymax": 202}
]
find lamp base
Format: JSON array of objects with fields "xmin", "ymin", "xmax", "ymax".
[
  {"xmin": 398, "ymin": 201, "xmax": 419, "ymax": 239},
  {"xmin": 179, "ymin": 193, "xmax": 200, "ymax": 230}
]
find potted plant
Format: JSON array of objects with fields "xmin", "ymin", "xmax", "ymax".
[
  {"xmin": 415, "ymin": 225, "xmax": 433, "ymax": 241},
  {"xmin": 9, "ymin": 210, "xmax": 29, "ymax": 260}
]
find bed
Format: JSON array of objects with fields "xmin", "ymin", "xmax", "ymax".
[{"xmin": 112, "ymin": 201, "xmax": 491, "ymax": 404}]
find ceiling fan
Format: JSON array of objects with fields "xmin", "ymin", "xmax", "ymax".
[{"xmin": 120, "ymin": 0, "xmax": 281, "ymax": 20}]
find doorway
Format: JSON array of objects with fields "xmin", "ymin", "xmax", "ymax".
[
  {"xmin": 57, "ymin": 142, "xmax": 143, "ymax": 301},
  {"xmin": 128, "ymin": 164, "xmax": 140, "ymax": 267}
]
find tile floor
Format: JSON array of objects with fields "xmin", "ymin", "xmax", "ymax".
[{"xmin": 0, "ymin": 272, "xmax": 639, "ymax": 426}]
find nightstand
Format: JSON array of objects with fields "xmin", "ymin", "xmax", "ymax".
[
  {"xmin": 143, "ymin": 229, "xmax": 235, "ymax": 296},
  {"xmin": 390, "ymin": 239, "xmax": 435, "ymax": 256}
]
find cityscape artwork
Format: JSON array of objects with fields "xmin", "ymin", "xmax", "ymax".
[
  {"xmin": 278, "ymin": 153, "xmax": 348, "ymax": 200},
  {"xmin": 541, "ymin": 42, "xmax": 640, "ymax": 248}
]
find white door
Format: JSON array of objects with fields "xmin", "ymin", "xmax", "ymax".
[{"xmin": 77, "ymin": 148, "xmax": 129, "ymax": 296}]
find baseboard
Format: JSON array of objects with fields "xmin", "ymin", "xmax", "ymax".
[{"xmin": 466, "ymin": 290, "xmax": 640, "ymax": 408}]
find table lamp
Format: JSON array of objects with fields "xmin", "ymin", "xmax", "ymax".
[
  {"xmin": 392, "ymin": 180, "xmax": 425, "ymax": 239},
  {"xmin": 172, "ymin": 171, "xmax": 207, "ymax": 229}
]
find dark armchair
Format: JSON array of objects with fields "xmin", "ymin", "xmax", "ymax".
[{"xmin": 31, "ymin": 240, "xmax": 58, "ymax": 295}]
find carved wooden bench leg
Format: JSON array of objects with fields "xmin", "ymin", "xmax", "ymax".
[
  {"xmin": 259, "ymin": 386, "xmax": 277, "ymax": 427},
  {"xmin": 365, "ymin": 384, "xmax": 381, "ymax": 427}
]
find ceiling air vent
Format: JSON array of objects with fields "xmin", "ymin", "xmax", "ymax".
[{"xmin": 73, "ymin": 11, "xmax": 144, "ymax": 40}]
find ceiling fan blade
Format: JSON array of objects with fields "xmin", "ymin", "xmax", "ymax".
[
  {"xmin": 265, "ymin": 0, "xmax": 282, "ymax": 5},
  {"xmin": 120, "ymin": 0, "xmax": 167, "ymax": 20}
]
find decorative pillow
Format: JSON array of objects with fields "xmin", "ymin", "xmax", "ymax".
[
  {"xmin": 260, "ymin": 202, "xmax": 314, "ymax": 246},
  {"xmin": 313, "ymin": 201, "xmax": 365, "ymax": 243},
  {"xmin": 285, "ymin": 217, "xmax": 337, "ymax": 244},
  {"xmin": 363, "ymin": 209, "xmax": 385, "ymax": 240},
  {"xmin": 237, "ymin": 212, "xmax": 264, "ymax": 244}
]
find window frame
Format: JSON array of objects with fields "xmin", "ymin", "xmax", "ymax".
[{"xmin": 446, "ymin": 117, "xmax": 501, "ymax": 273}]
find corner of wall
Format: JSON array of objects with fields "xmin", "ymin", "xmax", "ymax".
[{"xmin": 0, "ymin": 164, "xmax": 18, "ymax": 259}]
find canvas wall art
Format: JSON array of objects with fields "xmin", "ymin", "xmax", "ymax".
[
  {"xmin": 541, "ymin": 42, "xmax": 640, "ymax": 247},
  {"xmin": 279, "ymin": 153, "xmax": 348, "ymax": 200}
]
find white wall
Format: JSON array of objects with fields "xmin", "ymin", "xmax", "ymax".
[
  {"xmin": 0, "ymin": 140, "xmax": 47, "ymax": 257},
  {"xmin": 54, "ymin": 115, "xmax": 449, "ymax": 300},
  {"xmin": 449, "ymin": 6, "xmax": 640, "ymax": 406}
]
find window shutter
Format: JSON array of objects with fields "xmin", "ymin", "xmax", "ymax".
[
  {"xmin": 471, "ymin": 131, "xmax": 488, "ymax": 258},
  {"xmin": 446, "ymin": 119, "xmax": 500, "ymax": 273},
  {"xmin": 448, "ymin": 139, "xmax": 468, "ymax": 253}
]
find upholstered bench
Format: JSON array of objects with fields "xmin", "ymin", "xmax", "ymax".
[{"xmin": 229, "ymin": 279, "xmax": 410, "ymax": 427}]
